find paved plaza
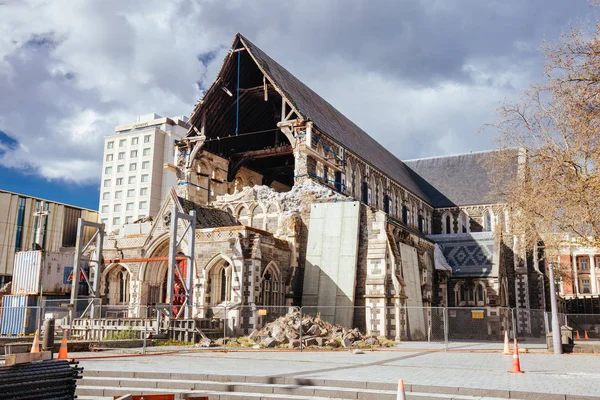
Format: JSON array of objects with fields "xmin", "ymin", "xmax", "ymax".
[{"xmin": 76, "ymin": 345, "xmax": 600, "ymax": 398}]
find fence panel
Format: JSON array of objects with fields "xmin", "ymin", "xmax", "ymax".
[
  {"xmin": 567, "ymin": 314, "xmax": 600, "ymax": 339},
  {"xmin": 514, "ymin": 308, "xmax": 547, "ymax": 342}
]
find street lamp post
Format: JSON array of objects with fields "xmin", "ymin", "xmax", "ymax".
[{"xmin": 549, "ymin": 262, "xmax": 563, "ymax": 355}]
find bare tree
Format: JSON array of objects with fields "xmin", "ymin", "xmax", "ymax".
[{"xmin": 488, "ymin": 14, "xmax": 600, "ymax": 253}]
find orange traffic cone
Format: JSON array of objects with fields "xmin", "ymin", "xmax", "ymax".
[
  {"xmin": 396, "ymin": 378, "xmax": 406, "ymax": 400},
  {"xmin": 57, "ymin": 330, "xmax": 69, "ymax": 359},
  {"xmin": 576, "ymin": 330, "xmax": 581, "ymax": 340},
  {"xmin": 585, "ymin": 330, "xmax": 589, "ymax": 340},
  {"xmin": 503, "ymin": 331, "xmax": 512, "ymax": 355},
  {"xmin": 508, "ymin": 338, "xmax": 524, "ymax": 373},
  {"xmin": 30, "ymin": 330, "xmax": 40, "ymax": 353}
]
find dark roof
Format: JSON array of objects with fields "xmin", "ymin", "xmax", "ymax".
[
  {"xmin": 177, "ymin": 197, "xmax": 240, "ymax": 228},
  {"xmin": 198, "ymin": 33, "xmax": 429, "ymax": 201},
  {"xmin": 404, "ymin": 149, "xmax": 518, "ymax": 208}
]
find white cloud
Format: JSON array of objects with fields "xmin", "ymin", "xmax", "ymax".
[{"xmin": 0, "ymin": 0, "xmax": 594, "ymax": 184}]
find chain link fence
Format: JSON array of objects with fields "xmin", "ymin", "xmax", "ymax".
[{"xmin": 2, "ymin": 300, "xmax": 598, "ymax": 351}]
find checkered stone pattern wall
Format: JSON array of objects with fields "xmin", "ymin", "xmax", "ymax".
[{"xmin": 435, "ymin": 233, "xmax": 495, "ymax": 278}]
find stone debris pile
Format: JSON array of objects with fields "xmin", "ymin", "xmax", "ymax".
[{"xmin": 231, "ymin": 311, "xmax": 395, "ymax": 349}]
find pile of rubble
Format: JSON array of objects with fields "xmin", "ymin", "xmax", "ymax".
[{"xmin": 232, "ymin": 311, "xmax": 394, "ymax": 349}]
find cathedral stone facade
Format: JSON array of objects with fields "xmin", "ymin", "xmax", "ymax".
[{"xmin": 97, "ymin": 34, "xmax": 547, "ymax": 339}]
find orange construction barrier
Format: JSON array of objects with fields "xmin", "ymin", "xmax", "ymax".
[
  {"xmin": 508, "ymin": 338, "xmax": 524, "ymax": 373},
  {"xmin": 30, "ymin": 330, "xmax": 40, "ymax": 353},
  {"xmin": 57, "ymin": 330, "xmax": 69, "ymax": 359},
  {"xmin": 503, "ymin": 331, "xmax": 512, "ymax": 355},
  {"xmin": 576, "ymin": 330, "xmax": 581, "ymax": 340},
  {"xmin": 396, "ymin": 378, "xmax": 406, "ymax": 400},
  {"xmin": 585, "ymin": 330, "xmax": 589, "ymax": 340}
]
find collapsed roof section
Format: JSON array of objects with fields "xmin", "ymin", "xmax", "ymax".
[{"xmin": 188, "ymin": 33, "xmax": 430, "ymax": 203}]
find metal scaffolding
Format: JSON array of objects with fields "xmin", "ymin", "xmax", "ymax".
[
  {"xmin": 69, "ymin": 219, "xmax": 105, "ymax": 325},
  {"xmin": 166, "ymin": 206, "xmax": 197, "ymax": 319}
]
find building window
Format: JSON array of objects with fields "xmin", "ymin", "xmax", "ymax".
[
  {"xmin": 402, "ymin": 205, "xmax": 408, "ymax": 225},
  {"xmin": 119, "ymin": 139, "xmax": 126, "ymax": 147},
  {"xmin": 418, "ymin": 215, "xmax": 423, "ymax": 233},
  {"xmin": 101, "ymin": 205, "xmax": 109, "ymax": 213},
  {"xmin": 142, "ymin": 161, "xmax": 150, "ymax": 169},
  {"xmin": 483, "ymin": 210, "xmax": 492, "ymax": 232},
  {"xmin": 115, "ymin": 191, "xmax": 122, "ymax": 199},
  {"xmin": 107, "ymin": 141, "xmax": 114, "ymax": 149},
  {"xmin": 443, "ymin": 213, "xmax": 452, "ymax": 234},
  {"xmin": 138, "ymin": 214, "xmax": 146, "ymax": 219},
  {"xmin": 143, "ymin": 148, "xmax": 151, "ymax": 156},
  {"xmin": 140, "ymin": 187, "xmax": 148, "ymax": 196},
  {"xmin": 476, "ymin": 283, "xmax": 485, "ymax": 305},
  {"xmin": 578, "ymin": 257, "xmax": 589, "ymax": 270},
  {"xmin": 116, "ymin": 177, "xmax": 123, "ymax": 186},
  {"xmin": 129, "ymin": 163, "xmax": 137, "ymax": 171},
  {"xmin": 126, "ymin": 202, "xmax": 134, "ymax": 211},
  {"xmin": 102, "ymin": 192, "xmax": 110, "ymax": 200},
  {"xmin": 139, "ymin": 201, "xmax": 147, "ymax": 209},
  {"xmin": 113, "ymin": 217, "xmax": 121, "ymax": 225},
  {"xmin": 127, "ymin": 189, "xmax": 135, "ymax": 197},
  {"xmin": 117, "ymin": 164, "xmax": 124, "ymax": 173},
  {"xmin": 131, "ymin": 137, "xmax": 139, "ymax": 145},
  {"xmin": 459, "ymin": 212, "xmax": 469, "ymax": 233},
  {"xmin": 125, "ymin": 216, "xmax": 133, "ymax": 224},
  {"xmin": 101, "ymin": 218, "xmax": 108, "ymax": 225},
  {"xmin": 128, "ymin": 176, "xmax": 136, "ymax": 184},
  {"xmin": 114, "ymin": 204, "xmax": 122, "ymax": 212},
  {"xmin": 14, "ymin": 197, "xmax": 26, "ymax": 252},
  {"xmin": 144, "ymin": 134, "xmax": 151, "ymax": 143},
  {"xmin": 118, "ymin": 152, "xmax": 125, "ymax": 160},
  {"xmin": 582, "ymin": 279, "xmax": 591, "ymax": 294},
  {"xmin": 106, "ymin": 154, "xmax": 113, "ymax": 162},
  {"xmin": 103, "ymin": 179, "xmax": 111, "ymax": 187},
  {"xmin": 104, "ymin": 166, "xmax": 112, "ymax": 174},
  {"xmin": 130, "ymin": 150, "xmax": 138, "ymax": 158},
  {"xmin": 141, "ymin": 174, "xmax": 149, "ymax": 183}
]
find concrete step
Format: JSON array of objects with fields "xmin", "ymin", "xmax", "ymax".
[
  {"xmin": 76, "ymin": 370, "xmax": 557, "ymax": 400},
  {"xmin": 76, "ymin": 374, "xmax": 529, "ymax": 400},
  {"xmin": 75, "ymin": 384, "xmax": 518, "ymax": 400}
]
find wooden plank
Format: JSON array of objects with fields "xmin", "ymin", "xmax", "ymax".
[{"xmin": 5, "ymin": 351, "xmax": 52, "ymax": 366}]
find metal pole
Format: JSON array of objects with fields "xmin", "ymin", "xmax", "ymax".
[
  {"xmin": 143, "ymin": 322, "xmax": 147, "ymax": 354},
  {"xmin": 185, "ymin": 210, "xmax": 196, "ymax": 319},
  {"xmin": 443, "ymin": 307, "xmax": 448, "ymax": 352},
  {"xmin": 91, "ymin": 223, "xmax": 104, "ymax": 318},
  {"xmin": 166, "ymin": 206, "xmax": 178, "ymax": 320},
  {"xmin": 223, "ymin": 305, "xmax": 227, "ymax": 342},
  {"xmin": 549, "ymin": 263, "xmax": 563, "ymax": 354},
  {"xmin": 511, "ymin": 308, "xmax": 517, "ymax": 340},
  {"xmin": 69, "ymin": 219, "xmax": 85, "ymax": 331},
  {"xmin": 299, "ymin": 307, "xmax": 303, "ymax": 352}
]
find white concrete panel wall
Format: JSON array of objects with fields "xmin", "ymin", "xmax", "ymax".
[
  {"xmin": 303, "ymin": 201, "xmax": 360, "ymax": 328},
  {"xmin": 399, "ymin": 242, "xmax": 427, "ymax": 339}
]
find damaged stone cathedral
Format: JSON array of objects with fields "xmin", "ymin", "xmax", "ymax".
[{"xmin": 99, "ymin": 34, "xmax": 548, "ymax": 340}]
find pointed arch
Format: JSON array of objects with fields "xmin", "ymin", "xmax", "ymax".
[
  {"xmin": 458, "ymin": 211, "xmax": 469, "ymax": 233},
  {"xmin": 260, "ymin": 261, "xmax": 283, "ymax": 306},
  {"xmin": 442, "ymin": 211, "xmax": 453, "ymax": 234},
  {"xmin": 482, "ymin": 209, "xmax": 493, "ymax": 232},
  {"xmin": 204, "ymin": 254, "xmax": 235, "ymax": 306}
]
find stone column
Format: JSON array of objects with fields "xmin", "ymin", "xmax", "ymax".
[
  {"xmin": 590, "ymin": 254, "xmax": 597, "ymax": 294},
  {"xmin": 572, "ymin": 254, "xmax": 580, "ymax": 294}
]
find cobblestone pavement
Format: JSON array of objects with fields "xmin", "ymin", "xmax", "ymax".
[{"xmin": 77, "ymin": 347, "xmax": 600, "ymax": 397}]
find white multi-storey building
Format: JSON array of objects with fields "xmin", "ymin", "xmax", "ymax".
[{"xmin": 98, "ymin": 113, "xmax": 189, "ymax": 232}]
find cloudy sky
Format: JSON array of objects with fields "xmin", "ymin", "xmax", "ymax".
[{"xmin": 0, "ymin": 0, "xmax": 596, "ymax": 209}]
